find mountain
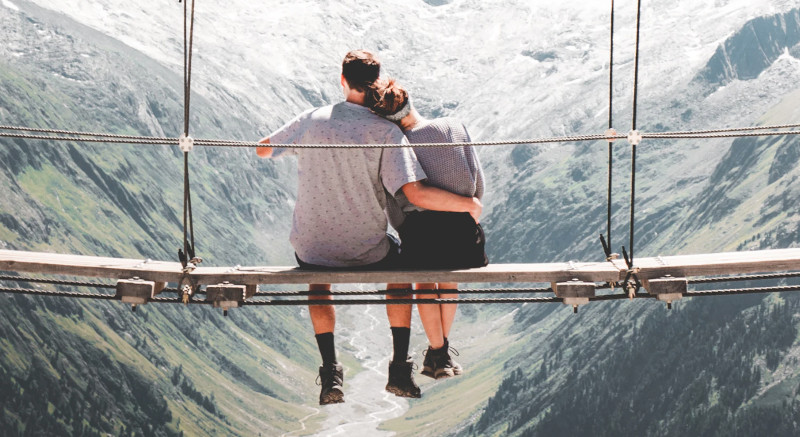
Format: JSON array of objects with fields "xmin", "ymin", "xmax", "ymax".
[
  {"xmin": 2, "ymin": 0, "xmax": 800, "ymax": 435},
  {"xmin": 695, "ymin": 8, "xmax": 800, "ymax": 94},
  {"xmin": 0, "ymin": 2, "xmax": 325, "ymax": 435},
  {"xmin": 468, "ymin": 8, "xmax": 800, "ymax": 437}
]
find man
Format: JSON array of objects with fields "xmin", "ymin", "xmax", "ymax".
[{"xmin": 257, "ymin": 50, "xmax": 481, "ymax": 405}]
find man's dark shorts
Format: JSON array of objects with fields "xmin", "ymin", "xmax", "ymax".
[
  {"xmin": 398, "ymin": 211, "xmax": 489, "ymax": 270},
  {"xmin": 295, "ymin": 234, "xmax": 404, "ymax": 270}
]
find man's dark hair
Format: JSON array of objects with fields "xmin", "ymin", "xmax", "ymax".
[{"xmin": 342, "ymin": 50, "xmax": 381, "ymax": 92}]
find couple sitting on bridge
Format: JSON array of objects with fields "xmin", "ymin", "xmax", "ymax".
[{"xmin": 257, "ymin": 50, "xmax": 488, "ymax": 405}]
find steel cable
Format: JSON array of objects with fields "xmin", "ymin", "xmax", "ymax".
[
  {"xmin": 0, "ymin": 286, "xmax": 117, "ymax": 300},
  {"xmin": 0, "ymin": 274, "xmax": 115, "ymax": 289},
  {"xmin": 4, "ymin": 283, "xmax": 800, "ymax": 305},
  {"xmin": 4, "ymin": 129, "xmax": 800, "ymax": 148},
  {"xmin": 685, "ymin": 284, "xmax": 800, "ymax": 297},
  {"xmin": 688, "ymin": 271, "xmax": 800, "ymax": 284},
  {"xmin": 604, "ymin": 0, "xmax": 616, "ymax": 256},
  {"xmin": 644, "ymin": 123, "xmax": 800, "ymax": 137},
  {"xmin": 642, "ymin": 130, "xmax": 800, "ymax": 140},
  {"xmin": 251, "ymin": 286, "xmax": 553, "ymax": 297}
]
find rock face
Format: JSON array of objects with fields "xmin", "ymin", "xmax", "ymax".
[
  {"xmin": 469, "ymin": 7, "xmax": 800, "ymax": 437},
  {"xmin": 695, "ymin": 8, "xmax": 800, "ymax": 92},
  {"xmin": 0, "ymin": 3, "xmax": 313, "ymax": 436}
]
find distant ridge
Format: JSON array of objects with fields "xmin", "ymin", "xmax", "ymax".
[{"xmin": 694, "ymin": 8, "xmax": 800, "ymax": 94}]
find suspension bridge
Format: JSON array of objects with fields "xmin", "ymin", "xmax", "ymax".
[{"xmin": 1, "ymin": 0, "xmax": 800, "ymax": 315}]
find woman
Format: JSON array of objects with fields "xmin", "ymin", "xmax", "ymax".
[{"xmin": 370, "ymin": 79, "xmax": 488, "ymax": 379}]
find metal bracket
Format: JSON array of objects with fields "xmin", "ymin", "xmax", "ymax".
[
  {"xmin": 554, "ymin": 279, "xmax": 595, "ymax": 314},
  {"xmin": 563, "ymin": 297, "xmax": 590, "ymax": 313},
  {"xmin": 627, "ymin": 130, "xmax": 642, "ymax": 146},
  {"xmin": 245, "ymin": 284, "xmax": 257, "ymax": 299},
  {"xmin": 115, "ymin": 277, "xmax": 165, "ymax": 312},
  {"xmin": 178, "ymin": 134, "xmax": 194, "ymax": 153},
  {"xmin": 206, "ymin": 282, "xmax": 246, "ymax": 316},
  {"xmin": 645, "ymin": 275, "xmax": 687, "ymax": 309}
]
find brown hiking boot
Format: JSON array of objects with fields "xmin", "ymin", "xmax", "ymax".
[
  {"xmin": 317, "ymin": 362, "xmax": 344, "ymax": 405},
  {"xmin": 385, "ymin": 357, "xmax": 421, "ymax": 398},
  {"xmin": 422, "ymin": 340, "xmax": 463, "ymax": 379}
]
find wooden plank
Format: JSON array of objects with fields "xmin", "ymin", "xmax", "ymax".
[
  {"xmin": 0, "ymin": 249, "xmax": 184, "ymax": 283},
  {"xmin": 190, "ymin": 262, "xmax": 621, "ymax": 285},
  {"xmin": 624, "ymin": 248, "xmax": 800, "ymax": 279},
  {"xmin": 0, "ymin": 249, "xmax": 619, "ymax": 285},
  {"xmin": 4, "ymin": 248, "xmax": 800, "ymax": 287}
]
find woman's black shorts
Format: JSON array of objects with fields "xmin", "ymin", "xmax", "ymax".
[{"xmin": 398, "ymin": 211, "xmax": 488, "ymax": 269}]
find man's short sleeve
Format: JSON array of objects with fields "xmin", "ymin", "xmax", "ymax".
[
  {"xmin": 266, "ymin": 108, "xmax": 316, "ymax": 157},
  {"xmin": 380, "ymin": 134, "xmax": 427, "ymax": 196}
]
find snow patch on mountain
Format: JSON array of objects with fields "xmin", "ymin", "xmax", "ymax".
[{"xmin": 1, "ymin": 0, "xmax": 19, "ymax": 11}]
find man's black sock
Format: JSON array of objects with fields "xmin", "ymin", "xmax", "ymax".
[
  {"xmin": 391, "ymin": 327, "xmax": 411, "ymax": 363},
  {"xmin": 315, "ymin": 332, "xmax": 336, "ymax": 365}
]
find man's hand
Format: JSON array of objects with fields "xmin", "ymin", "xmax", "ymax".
[
  {"xmin": 401, "ymin": 181, "xmax": 482, "ymax": 223},
  {"xmin": 467, "ymin": 197, "xmax": 482, "ymax": 223},
  {"xmin": 256, "ymin": 137, "xmax": 273, "ymax": 158}
]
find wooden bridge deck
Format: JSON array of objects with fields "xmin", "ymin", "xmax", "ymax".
[{"xmin": 2, "ymin": 248, "xmax": 800, "ymax": 286}]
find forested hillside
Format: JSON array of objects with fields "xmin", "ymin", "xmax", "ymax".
[{"xmin": 465, "ymin": 9, "xmax": 800, "ymax": 436}]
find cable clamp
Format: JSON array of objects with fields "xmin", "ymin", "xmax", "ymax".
[
  {"xmin": 181, "ymin": 284, "xmax": 192, "ymax": 304},
  {"xmin": 626, "ymin": 282, "xmax": 637, "ymax": 300},
  {"xmin": 627, "ymin": 130, "xmax": 642, "ymax": 146},
  {"xmin": 605, "ymin": 128, "xmax": 618, "ymax": 142},
  {"xmin": 178, "ymin": 134, "xmax": 194, "ymax": 152},
  {"xmin": 606, "ymin": 253, "xmax": 619, "ymax": 261}
]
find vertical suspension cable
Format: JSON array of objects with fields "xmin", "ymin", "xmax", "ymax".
[
  {"xmin": 628, "ymin": 0, "xmax": 643, "ymax": 265},
  {"xmin": 180, "ymin": 0, "xmax": 198, "ymax": 267},
  {"xmin": 183, "ymin": 0, "xmax": 196, "ymax": 137},
  {"xmin": 631, "ymin": 0, "xmax": 642, "ymax": 132},
  {"xmin": 604, "ymin": 0, "xmax": 615, "ymax": 257}
]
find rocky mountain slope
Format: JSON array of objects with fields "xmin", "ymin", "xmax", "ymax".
[
  {"xmin": 467, "ymin": 8, "xmax": 800, "ymax": 436},
  {"xmin": 0, "ymin": 2, "xmax": 323, "ymax": 435}
]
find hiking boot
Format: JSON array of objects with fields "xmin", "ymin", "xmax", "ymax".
[
  {"xmin": 316, "ymin": 362, "xmax": 344, "ymax": 405},
  {"xmin": 421, "ymin": 340, "xmax": 463, "ymax": 380},
  {"xmin": 445, "ymin": 340, "xmax": 463, "ymax": 376},
  {"xmin": 421, "ymin": 346, "xmax": 436, "ymax": 379},
  {"xmin": 385, "ymin": 357, "xmax": 422, "ymax": 398}
]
